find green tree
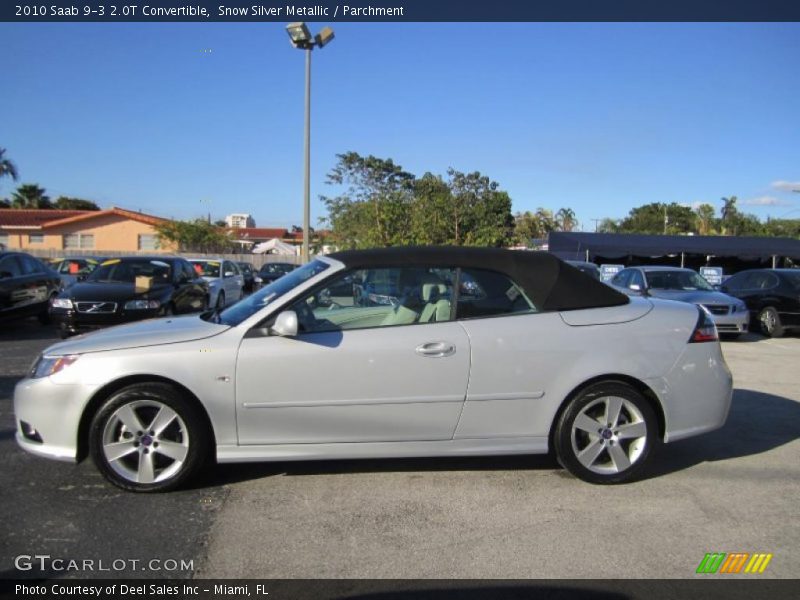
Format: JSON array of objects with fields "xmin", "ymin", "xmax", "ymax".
[
  {"xmin": 555, "ymin": 207, "xmax": 578, "ymax": 232},
  {"xmin": 322, "ymin": 152, "xmax": 415, "ymax": 249},
  {"xmin": 446, "ymin": 168, "xmax": 513, "ymax": 247},
  {"xmin": 0, "ymin": 148, "xmax": 19, "ymax": 187},
  {"xmin": 410, "ymin": 173, "xmax": 453, "ymax": 245},
  {"xmin": 618, "ymin": 202, "xmax": 695, "ymax": 234},
  {"xmin": 53, "ymin": 196, "xmax": 101, "ymax": 210},
  {"xmin": 11, "ymin": 184, "xmax": 52, "ymax": 209},
  {"xmin": 596, "ymin": 218, "xmax": 620, "ymax": 233},
  {"xmin": 154, "ymin": 218, "xmax": 235, "ymax": 253},
  {"xmin": 694, "ymin": 203, "xmax": 717, "ymax": 235},
  {"xmin": 763, "ymin": 218, "xmax": 800, "ymax": 238},
  {"xmin": 720, "ymin": 196, "xmax": 739, "ymax": 235}
]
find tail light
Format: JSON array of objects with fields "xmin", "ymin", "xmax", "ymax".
[{"xmin": 690, "ymin": 307, "xmax": 718, "ymax": 343}]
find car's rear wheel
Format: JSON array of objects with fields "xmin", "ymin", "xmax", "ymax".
[
  {"xmin": 554, "ymin": 382, "xmax": 658, "ymax": 484},
  {"xmin": 758, "ymin": 306, "xmax": 784, "ymax": 338},
  {"xmin": 88, "ymin": 383, "xmax": 209, "ymax": 492}
]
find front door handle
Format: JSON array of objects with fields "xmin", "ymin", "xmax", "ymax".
[{"xmin": 415, "ymin": 341, "xmax": 456, "ymax": 358}]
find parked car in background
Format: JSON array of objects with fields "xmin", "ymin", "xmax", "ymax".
[
  {"xmin": 0, "ymin": 251, "xmax": 62, "ymax": 325},
  {"xmin": 236, "ymin": 262, "xmax": 261, "ymax": 294},
  {"xmin": 15, "ymin": 247, "xmax": 732, "ymax": 492},
  {"xmin": 49, "ymin": 256, "xmax": 209, "ymax": 337},
  {"xmin": 720, "ymin": 269, "xmax": 800, "ymax": 337},
  {"xmin": 257, "ymin": 262, "xmax": 297, "ymax": 286},
  {"xmin": 566, "ymin": 260, "xmax": 601, "ymax": 280},
  {"xmin": 49, "ymin": 257, "xmax": 107, "ymax": 289},
  {"xmin": 188, "ymin": 258, "xmax": 244, "ymax": 310},
  {"xmin": 610, "ymin": 266, "xmax": 749, "ymax": 336}
]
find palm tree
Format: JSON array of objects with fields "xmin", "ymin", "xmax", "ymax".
[
  {"xmin": 720, "ymin": 196, "xmax": 739, "ymax": 235},
  {"xmin": 694, "ymin": 203, "xmax": 716, "ymax": 235},
  {"xmin": 555, "ymin": 207, "xmax": 578, "ymax": 232},
  {"xmin": 11, "ymin": 184, "xmax": 52, "ymax": 209},
  {"xmin": 0, "ymin": 148, "xmax": 19, "ymax": 186}
]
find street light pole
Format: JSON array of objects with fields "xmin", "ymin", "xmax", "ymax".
[
  {"xmin": 286, "ymin": 22, "xmax": 334, "ymax": 263},
  {"xmin": 302, "ymin": 46, "xmax": 311, "ymax": 263}
]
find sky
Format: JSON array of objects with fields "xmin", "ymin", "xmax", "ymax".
[{"xmin": 2, "ymin": 22, "xmax": 800, "ymax": 230}]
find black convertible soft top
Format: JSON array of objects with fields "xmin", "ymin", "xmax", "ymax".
[{"xmin": 328, "ymin": 246, "xmax": 629, "ymax": 312}]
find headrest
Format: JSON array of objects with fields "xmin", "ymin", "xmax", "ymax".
[{"xmin": 422, "ymin": 282, "xmax": 447, "ymax": 302}]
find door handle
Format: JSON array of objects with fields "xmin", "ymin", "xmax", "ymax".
[{"xmin": 415, "ymin": 341, "xmax": 456, "ymax": 358}]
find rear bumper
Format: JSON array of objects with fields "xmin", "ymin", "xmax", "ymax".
[{"xmin": 648, "ymin": 341, "xmax": 733, "ymax": 443}]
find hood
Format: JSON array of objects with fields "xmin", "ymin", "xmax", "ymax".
[
  {"xmin": 43, "ymin": 314, "xmax": 229, "ymax": 355},
  {"xmin": 647, "ymin": 289, "xmax": 738, "ymax": 305},
  {"xmin": 64, "ymin": 281, "xmax": 172, "ymax": 302}
]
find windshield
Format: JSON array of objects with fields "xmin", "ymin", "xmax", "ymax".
[
  {"xmin": 191, "ymin": 260, "xmax": 220, "ymax": 278},
  {"xmin": 260, "ymin": 263, "xmax": 294, "ymax": 275},
  {"xmin": 212, "ymin": 259, "xmax": 331, "ymax": 326},
  {"xmin": 87, "ymin": 259, "xmax": 173, "ymax": 284},
  {"xmin": 647, "ymin": 270, "xmax": 714, "ymax": 292}
]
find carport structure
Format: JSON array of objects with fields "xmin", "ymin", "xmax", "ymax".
[{"xmin": 549, "ymin": 231, "xmax": 800, "ymax": 272}]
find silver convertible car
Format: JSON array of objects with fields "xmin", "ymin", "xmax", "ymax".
[{"xmin": 14, "ymin": 247, "xmax": 733, "ymax": 492}]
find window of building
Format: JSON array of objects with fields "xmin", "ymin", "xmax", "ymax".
[
  {"xmin": 28, "ymin": 233, "xmax": 44, "ymax": 244},
  {"xmin": 138, "ymin": 234, "xmax": 159, "ymax": 251},
  {"xmin": 63, "ymin": 233, "xmax": 95, "ymax": 249}
]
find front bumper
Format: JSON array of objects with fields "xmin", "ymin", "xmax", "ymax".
[
  {"xmin": 13, "ymin": 376, "xmax": 95, "ymax": 462},
  {"xmin": 708, "ymin": 310, "xmax": 749, "ymax": 334},
  {"xmin": 50, "ymin": 307, "xmax": 160, "ymax": 335}
]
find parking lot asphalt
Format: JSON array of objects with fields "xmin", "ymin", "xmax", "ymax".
[{"xmin": 1, "ymin": 320, "xmax": 798, "ymax": 580}]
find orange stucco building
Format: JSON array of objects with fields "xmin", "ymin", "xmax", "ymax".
[{"xmin": 0, "ymin": 207, "xmax": 177, "ymax": 254}]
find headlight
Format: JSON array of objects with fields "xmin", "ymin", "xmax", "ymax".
[
  {"xmin": 30, "ymin": 354, "xmax": 80, "ymax": 379},
  {"xmin": 124, "ymin": 299, "xmax": 160, "ymax": 310},
  {"xmin": 51, "ymin": 298, "xmax": 73, "ymax": 309}
]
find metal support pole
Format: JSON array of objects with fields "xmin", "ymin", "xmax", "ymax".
[
  {"xmin": 302, "ymin": 47, "xmax": 312, "ymax": 263},
  {"xmin": 772, "ymin": 255, "xmax": 777, "ymax": 269},
  {"xmin": 681, "ymin": 252, "xmax": 685, "ymax": 268}
]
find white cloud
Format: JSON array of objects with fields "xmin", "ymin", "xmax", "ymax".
[
  {"xmin": 741, "ymin": 195, "xmax": 792, "ymax": 207},
  {"xmin": 770, "ymin": 180, "xmax": 800, "ymax": 192}
]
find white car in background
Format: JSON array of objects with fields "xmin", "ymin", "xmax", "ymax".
[
  {"xmin": 14, "ymin": 247, "xmax": 733, "ymax": 492},
  {"xmin": 188, "ymin": 258, "xmax": 244, "ymax": 310}
]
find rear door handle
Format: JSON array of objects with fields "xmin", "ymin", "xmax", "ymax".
[{"xmin": 415, "ymin": 341, "xmax": 456, "ymax": 358}]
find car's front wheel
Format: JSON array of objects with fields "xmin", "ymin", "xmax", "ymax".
[
  {"xmin": 758, "ymin": 306, "xmax": 784, "ymax": 338},
  {"xmin": 554, "ymin": 382, "xmax": 658, "ymax": 484},
  {"xmin": 215, "ymin": 291, "xmax": 225, "ymax": 310},
  {"xmin": 88, "ymin": 383, "xmax": 209, "ymax": 492}
]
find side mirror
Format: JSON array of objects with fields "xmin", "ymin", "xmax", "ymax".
[
  {"xmin": 629, "ymin": 283, "xmax": 641, "ymax": 292},
  {"xmin": 224, "ymin": 271, "xmax": 234, "ymax": 278},
  {"xmin": 270, "ymin": 310, "xmax": 298, "ymax": 337}
]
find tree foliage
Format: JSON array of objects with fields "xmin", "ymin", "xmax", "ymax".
[
  {"xmin": 154, "ymin": 218, "xmax": 235, "ymax": 253},
  {"xmin": 10, "ymin": 184, "xmax": 51, "ymax": 209},
  {"xmin": 0, "ymin": 148, "xmax": 19, "ymax": 187},
  {"xmin": 321, "ymin": 152, "xmax": 514, "ymax": 249},
  {"xmin": 53, "ymin": 196, "xmax": 101, "ymax": 210}
]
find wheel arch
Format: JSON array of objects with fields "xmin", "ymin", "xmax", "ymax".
[
  {"xmin": 76, "ymin": 374, "xmax": 216, "ymax": 462},
  {"xmin": 548, "ymin": 374, "xmax": 666, "ymax": 452}
]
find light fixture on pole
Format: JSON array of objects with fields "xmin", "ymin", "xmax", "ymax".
[{"xmin": 286, "ymin": 22, "xmax": 335, "ymax": 263}]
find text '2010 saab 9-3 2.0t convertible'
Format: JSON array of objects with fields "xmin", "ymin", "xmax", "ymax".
[{"xmin": 15, "ymin": 247, "xmax": 733, "ymax": 492}]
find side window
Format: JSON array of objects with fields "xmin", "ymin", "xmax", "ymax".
[
  {"xmin": 629, "ymin": 270, "xmax": 645, "ymax": 289},
  {"xmin": 0, "ymin": 256, "xmax": 23, "ymax": 279},
  {"xmin": 722, "ymin": 273, "xmax": 744, "ymax": 292},
  {"xmin": 455, "ymin": 269, "xmax": 535, "ymax": 319},
  {"xmin": 611, "ymin": 269, "xmax": 632, "ymax": 288},
  {"xmin": 289, "ymin": 266, "xmax": 456, "ymax": 333},
  {"xmin": 22, "ymin": 255, "xmax": 46, "ymax": 275},
  {"xmin": 763, "ymin": 273, "xmax": 779, "ymax": 289}
]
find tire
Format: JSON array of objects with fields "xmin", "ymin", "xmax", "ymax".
[
  {"xmin": 215, "ymin": 291, "xmax": 225, "ymax": 310},
  {"xmin": 553, "ymin": 382, "xmax": 658, "ymax": 484},
  {"xmin": 88, "ymin": 383, "xmax": 209, "ymax": 492},
  {"xmin": 758, "ymin": 307, "xmax": 784, "ymax": 338}
]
